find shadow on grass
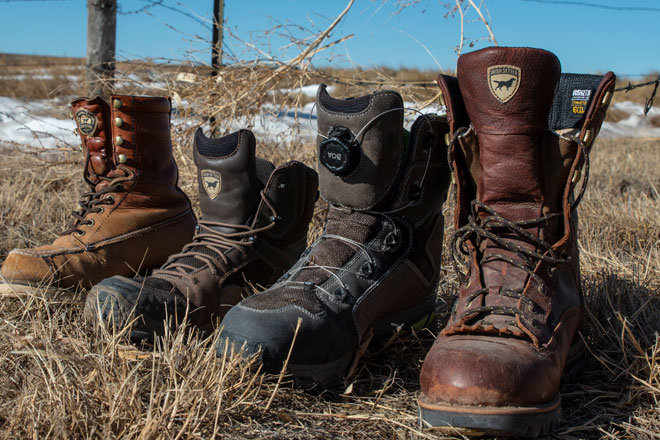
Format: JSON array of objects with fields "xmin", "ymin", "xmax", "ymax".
[{"xmin": 558, "ymin": 271, "xmax": 660, "ymax": 439}]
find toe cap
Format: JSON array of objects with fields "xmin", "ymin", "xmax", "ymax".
[
  {"xmin": 420, "ymin": 335, "xmax": 561, "ymax": 408},
  {"xmin": 1, "ymin": 248, "xmax": 55, "ymax": 286}
]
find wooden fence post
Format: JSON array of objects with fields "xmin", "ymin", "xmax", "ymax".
[
  {"xmin": 210, "ymin": 0, "xmax": 224, "ymax": 134},
  {"xmin": 86, "ymin": 0, "xmax": 117, "ymax": 99},
  {"xmin": 212, "ymin": 0, "xmax": 224, "ymax": 72}
]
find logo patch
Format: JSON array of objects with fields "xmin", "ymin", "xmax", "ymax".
[
  {"xmin": 570, "ymin": 89, "xmax": 591, "ymax": 115},
  {"xmin": 201, "ymin": 169, "xmax": 222, "ymax": 199},
  {"xmin": 75, "ymin": 109, "xmax": 98, "ymax": 135},
  {"xmin": 488, "ymin": 65, "xmax": 521, "ymax": 103}
]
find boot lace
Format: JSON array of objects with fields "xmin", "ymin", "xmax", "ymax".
[
  {"xmin": 62, "ymin": 159, "xmax": 135, "ymax": 236},
  {"xmin": 150, "ymin": 191, "xmax": 278, "ymax": 285},
  {"xmin": 448, "ymin": 131, "xmax": 590, "ymax": 331},
  {"xmin": 281, "ymin": 111, "xmax": 439, "ymax": 301}
]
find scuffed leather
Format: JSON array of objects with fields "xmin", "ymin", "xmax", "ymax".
[{"xmin": 420, "ymin": 47, "xmax": 616, "ymax": 408}]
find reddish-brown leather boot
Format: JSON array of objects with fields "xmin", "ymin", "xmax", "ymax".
[
  {"xmin": 0, "ymin": 95, "xmax": 196, "ymax": 294},
  {"xmin": 418, "ymin": 47, "xmax": 615, "ymax": 437}
]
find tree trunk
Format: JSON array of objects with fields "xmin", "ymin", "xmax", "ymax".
[{"xmin": 86, "ymin": 0, "xmax": 116, "ymax": 99}]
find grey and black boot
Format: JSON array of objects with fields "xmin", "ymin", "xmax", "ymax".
[
  {"xmin": 217, "ymin": 85, "xmax": 451, "ymax": 387},
  {"xmin": 84, "ymin": 129, "xmax": 318, "ymax": 340}
]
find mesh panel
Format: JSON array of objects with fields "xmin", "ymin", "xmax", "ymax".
[
  {"xmin": 142, "ymin": 276, "xmax": 176, "ymax": 291},
  {"xmin": 255, "ymin": 157, "xmax": 275, "ymax": 186},
  {"xmin": 143, "ymin": 245, "xmax": 219, "ymax": 291},
  {"xmin": 241, "ymin": 286, "xmax": 324, "ymax": 313},
  {"xmin": 242, "ymin": 206, "xmax": 379, "ymax": 313},
  {"xmin": 195, "ymin": 129, "xmax": 240, "ymax": 158},
  {"xmin": 168, "ymin": 245, "xmax": 218, "ymax": 271},
  {"xmin": 319, "ymin": 90, "xmax": 371, "ymax": 113},
  {"xmin": 549, "ymin": 73, "xmax": 604, "ymax": 130}
]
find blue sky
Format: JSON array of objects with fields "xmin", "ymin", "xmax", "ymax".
[{"xmin": 0, "ymin": 0, "xmax": 658, "ymax": 76}]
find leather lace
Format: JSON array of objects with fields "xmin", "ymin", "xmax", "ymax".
[
  {"xmin": 448, "ymin": 133, "xmax": 590, "ymax": 330},
  {"xmin": 150, "ymin": 191, "xmax": 278, "ymax": 284}
]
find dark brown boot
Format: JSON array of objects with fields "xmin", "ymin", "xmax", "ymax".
[
  {"xmin": 418, "ymin": 47, "xmax": 616, "ymax": 437},
  {"xmin": 0, "ymin": 95, "xmax": 196, "ymax": 294},
  {"xmin": 84, "ymin": 129, "xmax": 318, "ymax": 339},
  {"xmin": 217, "ymin": 85, "xmax": 451, "ymax": 387}
]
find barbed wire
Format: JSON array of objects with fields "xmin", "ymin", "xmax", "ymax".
[
  {"xmin": 0, "ymin": 0, "xmax": 71, "ymax": 2},
  {"xmin": 615, "ymin": 75, "xmax": 660, "ymax": 116},
  {"xmin": 521, "ymin": 0, "xmax": 660, "ymax": 12},
  {"xmin": 117, "ymin": 0, "xmax": 163, "ymax": 16}
]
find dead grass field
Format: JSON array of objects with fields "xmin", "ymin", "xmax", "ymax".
[{"xmin": 0, "ymin": 54, "xmax": 659, "ymax": 439}]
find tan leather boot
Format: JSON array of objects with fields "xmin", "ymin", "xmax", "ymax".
[
  {"xmin": 85, "ymin": 129, "xmax": 319, "ymax": 340},
  {"xmin": 0, "ymin": 95, "xmax": 196, "ymax": 294},
  {"xmin": 217, "ymin": 86, "xmax": 451, "ymax": 387},
  {"xmin": 418, "ymin": 47, "xmax": 615, "ymax": 437}
]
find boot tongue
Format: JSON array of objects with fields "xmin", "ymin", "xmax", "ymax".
[
  {"xmin": 457, "ymin": 47, "xmax": 560, "ymax": 221},
  {"xmin": 70, "ymin": 96, "xmax": 113, "ymax": 184},
  {"xmin": 315, "ymin": 84, "xmax": 405, "ymax": 210},
  {"xmin": 193, "ymin": 128, "xmax": 263, "ymax": 229},
  {"xmin": 457, "ymin": 47, "xmax": 561, "ymax": 319}
]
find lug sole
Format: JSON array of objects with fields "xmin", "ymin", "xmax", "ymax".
[
  {"xmin": 417, "ymin": 395, "xmax": 561, "ymax": 438},
  {"xmin": 0, "ymin": 281, "xmax": 78, "ymax": 299},
  {"xmin": 285, "ymin": 304, "xmax": 436, "ymax": 389}
]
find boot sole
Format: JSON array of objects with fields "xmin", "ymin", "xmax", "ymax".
[
  {"xmin": 417, "ymin": 394, "xmax": 561, "ymax": 438},
  {"xmin": 286, "ymin": 302, "xmax": 437, "ymax": 389},
  {"xmin": 0, "ymin": 282, "xmax": 79, "ymax": 299},
  {"xmin": 417, "ymin": 339, "xmax": 586, "ymax": 437}
]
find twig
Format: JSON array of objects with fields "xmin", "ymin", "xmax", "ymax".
[
  {"xmin": 265, "ymin": 317, "xmax": 302, "ymax": 411},
  {"xmin": 466, "ymin": 0, "xmax": 498, "ymax": 45}
]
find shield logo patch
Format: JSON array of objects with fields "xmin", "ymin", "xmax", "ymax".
[
  {"xmin": 201, "ymin": 169, "xmax": 222, "ymax": 199},
  {"xmin": 75, "ymin": 109, "xmax": 98, "ymax": 135},
  {"xmin": 488, "ymin": 65, "xmax": 521, "ymax": 103}
]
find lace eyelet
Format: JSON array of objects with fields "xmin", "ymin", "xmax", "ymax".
[
  {"xmin": 75, "ymin": 230, "xmax": 85, "ymax": 237},
  {"xmin": 106, "ymin": 195, "xmax": 115, "ymax": 204},
  {"xmin": 87, "ymin": 219, "xmax": 95, "ymax": 227},
  {"xmin": 333, "ymin": 287, "xmax": 351, "ymax": 302},
  {"xmin": 96, "ymin": 207, "xmax": 105, "ymax": 214},
  {"xmin": 383, "ymin": 231, "xmax": 398, "ymax": 249},
  {"xmin": 359, "ymin": 261, "xmax": 374, "ymax": 278}
]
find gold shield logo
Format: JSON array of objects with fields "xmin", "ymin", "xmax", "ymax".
[
  {"xmin": 488, "ymin": 65, "xmax": 521, "ymax": 103},
  {"xmin": 75, "ymin": 109, "xmax": 98, "ymax": 135},
  {"xmin": 201, "ymin": 169, "xmax": 222, "ymax": 199}
]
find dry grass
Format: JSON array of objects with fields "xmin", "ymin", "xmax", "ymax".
[
  {"xmin": 1, "ymin": 127, "xmax": 659, "ymax": 439},
  {"xmin": 1, "ymin": 40, "xmax": 660, "ymax": 438}
]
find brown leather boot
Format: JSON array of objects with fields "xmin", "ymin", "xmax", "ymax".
[
  {"xmin": 0, "ymin": 95, "xmax": 196, "ymax": 294},
  {"xmin": 418, "ymin": 47, "xmax": 615, "ymax": 437},
  {"xmin": 84, "ymin": 129, "xmax": 319, "ymax": 340},
  {"xmin": 217, "ymin": 85, "xmax": 451, "ymax": 387}
]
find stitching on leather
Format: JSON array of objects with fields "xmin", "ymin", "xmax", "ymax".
[
  {"xmin": 11, "ymin": 247, "xmax": 75, "ymax": 257},
  {"xmin": 84, "ymin": 208, "xmax": 193, "ymax": 249}
]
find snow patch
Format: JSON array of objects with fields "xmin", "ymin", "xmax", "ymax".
[{"xmin": 0, "ymin": 97, "xmax": 77, "ymax": 149}]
